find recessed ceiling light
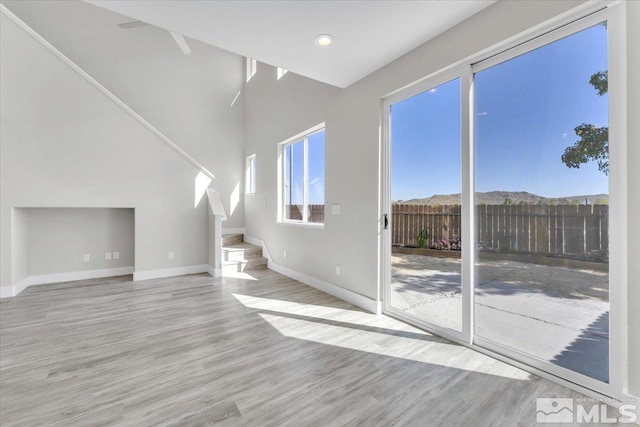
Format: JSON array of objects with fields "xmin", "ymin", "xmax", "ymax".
[{"xmin": 314, "ymin": 34, "xmax": 334, "ymax": 47}]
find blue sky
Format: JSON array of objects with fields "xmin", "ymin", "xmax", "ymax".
[
  {"xmin": 285, "ymin": 129, "xmax": 325, "ymax": 206},
  {"xmin": 307, "ymin": 130, "xmax": 325, "ymax": 204},
  {"xmin": 391, "ymin": 23, "xmax": 608, "ymax": 201}
]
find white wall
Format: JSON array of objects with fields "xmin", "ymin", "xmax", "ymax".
[
  {"xmin": 19, "ymin": 208, "xmax": 134, "ymax": 276},
  {"xmin": 1, "ymin": 0, "xmax": 637, "ymax": 399},
  {"xmin": 626, "ymin": 0, "xmax": 640, "ymax": 400},
  {"xmin": 2, "ymin": 0, "xmax": 246, "ymax": 229},
  {"xmin": 243, "ymin": 0, "xmax": 639, "ymax": 397},
  {"xmin": 0, "ymin": 12, "xmax": 214, "ymax": 288},
  {"xmin": 11, "ymin": 208, "xmax": 29, "ymax": 284},
  {"xmin": 243, "ymin": 64, "xmax": 343, "ymax": 288},
  {"xmin": 244, "ymin": 0, "xmax": 588, "ymax": 301}
]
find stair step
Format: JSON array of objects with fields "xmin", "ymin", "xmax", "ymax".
[
  {"xmin": 221, "ymin": 233, "xmax": 243, "ymax": 247},
  {"xmin": 222, "ymin": 257, "xmax": 268, "ymax": 273},
  {"xmin": 220, "ymin": 234, "xmax": 267, "ymax": 273},
  {"xmin": 222, "ymin": 243, "xmax": 262, "ymax": 261}
]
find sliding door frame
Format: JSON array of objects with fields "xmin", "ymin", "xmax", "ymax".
[
  {"xmin": 380, "ymin": 1, "xmax": 627, "ymax": 401},
  {"xmin": 382, "ymin": 66, "xmax": 469, "ymax": 343}
]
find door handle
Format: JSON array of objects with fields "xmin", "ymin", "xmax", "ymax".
[{"xmin": 383, "ymin": 214, "xmax": 389, "ymax": 230}]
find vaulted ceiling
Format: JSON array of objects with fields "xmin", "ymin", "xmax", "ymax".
[{"xmin": 84, "ymin": 0, "xmax": 496, "ymax": 88}]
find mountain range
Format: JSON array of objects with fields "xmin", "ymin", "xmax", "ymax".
[{"xmin": 396, "ymin": 191, "xmax": 609, "ymax": 205}]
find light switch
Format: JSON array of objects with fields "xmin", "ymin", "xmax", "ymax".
[{"xmin": 332, "ymin": 204, "xmax": 341, "ymax": 214}]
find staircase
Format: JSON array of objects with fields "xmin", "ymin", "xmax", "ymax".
[{"xmin": 221, "ymin": 234, "xmax": 267, "ymax": 273}]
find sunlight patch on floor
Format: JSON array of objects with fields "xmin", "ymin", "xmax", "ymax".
[
  {"xmin": 248, "ymin": 309, "xmax": 532, "ymax": 381},
  {"xmin": 233, "ymin": 293, "xmax": 535, "ymax": 381},
  {"xmin": 232, "ymin": 293, "xmax": 369, "ymax": 319},
  {"xmin": 223, "ymin": 272, "xmax": 258, "ymax": 280}
]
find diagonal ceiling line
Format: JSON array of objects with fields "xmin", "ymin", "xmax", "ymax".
[{"xmin": 0, "ymin": 4, "xmax": 214, "ymax": 181}]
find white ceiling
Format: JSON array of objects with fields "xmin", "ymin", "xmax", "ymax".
[{"xmin": 85, "ymin": 0, "xmax": 496, "ymax": 88}]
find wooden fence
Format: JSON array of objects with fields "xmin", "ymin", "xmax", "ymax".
[
  {"xmin": 392, "ymin": 203, "xmax": 608, "ymax": 256},
  {"xmin": 286, "ymin": 204, "xmax": 325, "ymax": 223}
]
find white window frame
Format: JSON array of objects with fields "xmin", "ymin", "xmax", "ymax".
[
  {"xmin": 245, "ymin": 154, "xmax": 256, "ymax": 195},
  {"xmin": 246, "ymin": 57, "xmax": 257, "ymax": 82},
  {"xmin": 277, "ymin": 122, "xmax": 325, "ymax": 228},
  {"xmin": 381, "ymin": 1, "xmax": 627, "ymax": 402}
]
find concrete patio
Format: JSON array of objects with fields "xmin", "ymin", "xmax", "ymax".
[{"xmin": 390, "ymin": 253, "xmax": 609, "ymax": 382}]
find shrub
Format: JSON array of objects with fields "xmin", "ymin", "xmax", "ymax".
[
  {"xmin": 416, "ymin": 229, "xmax": 429, "ymax": 248},
  {"xmin": 434, "ymin": 236, "xmax": 461, "ymax": 251}
]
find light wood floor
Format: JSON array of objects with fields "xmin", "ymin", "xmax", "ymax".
[{"xmin": 0, "ymin": 269, "xmax": 598, "ymax": 426}]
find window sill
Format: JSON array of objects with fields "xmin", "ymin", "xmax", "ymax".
[{"xmin": 276, "ymin": 220, "xmax": 324, "ymax": 229}]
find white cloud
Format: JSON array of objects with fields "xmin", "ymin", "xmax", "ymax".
[{"xmin": 478, "ymin": 111, "xmax": 489, "ymax": 116}]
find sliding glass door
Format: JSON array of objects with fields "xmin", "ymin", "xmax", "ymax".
[
  {"xmin": 473, "ymin": 21, "xmax": 610, "ymax": 382},
  {"xmin": 383, "ymin": 8, "xmax": 619, "ymax": 395},
  {"xmin": 387, "ymin": 77, "xmax": 463, "ymax": 335}
]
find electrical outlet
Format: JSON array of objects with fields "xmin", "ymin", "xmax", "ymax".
[
  {"xmin": 106, "ymin": 252, "xmax": 112, "ymax": 260},
  {"xmin": 168, "ymin": 251, "xmax": 174, "ymax": 260},
  {"xmin": 113, "ymin": 251, "xmax": 119, "ymax": 260},
  {"xmin": 283, "ymin": 250, "xmax": 287, "ymax": 258},
  {"xmin": 83, "ymin": 253, "xmax": 90, "ymax": 263},
  {"xmin": 335, "ymin": 265, "xmax": 341, "ymax": 276}
]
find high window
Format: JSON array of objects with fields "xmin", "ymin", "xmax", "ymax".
[
  {"xmin": 245, "ymin": 155, "xmax": 256, "ymax": 195},
  {"xmin": 277, "ymin": 67, "xmax": 288, "ymax": 80},
  {"xmin": 246, "ymin": 57, "xmax": 257, "ymax": 82}
]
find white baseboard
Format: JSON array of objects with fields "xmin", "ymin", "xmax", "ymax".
[
  {"xmin": 222, "ymin": 227, "xmax": 246, "ymax": 235},
  {"xmin": 245, "ymin": 235, "xmax": 381, "ymax": 314},
  {"xmin": 28, "ymin": 267, "xmax": 135, "ymax": 286},
  {"xmin": 10, "ymin": 280, "xmax": 30, "ymax": 298},
  {"xmin": 0, "ymin": 286, "xmax": 18, "ymax": 299},
  {"xmin": 0, "ymin": 266, "xmax": 134, "ymax": 298},
  {"xmin": 1, "ymin": 264, "xmax": 220, "ymax": 297},
  {"xmin": 268, "ymin": 262, "xmax": 382, "ymax": 314},
  {"xmin": 206, "ymin": 265, "xmax": 222, "ymax": 278},
  {"xmin": 133, "ymin": 264, "xmax": 213, "ymax": 281}
]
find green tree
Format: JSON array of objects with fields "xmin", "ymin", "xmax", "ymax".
[{"xmin": 561, "ymin": 70, "xmax": 609, "ymax": 175}]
